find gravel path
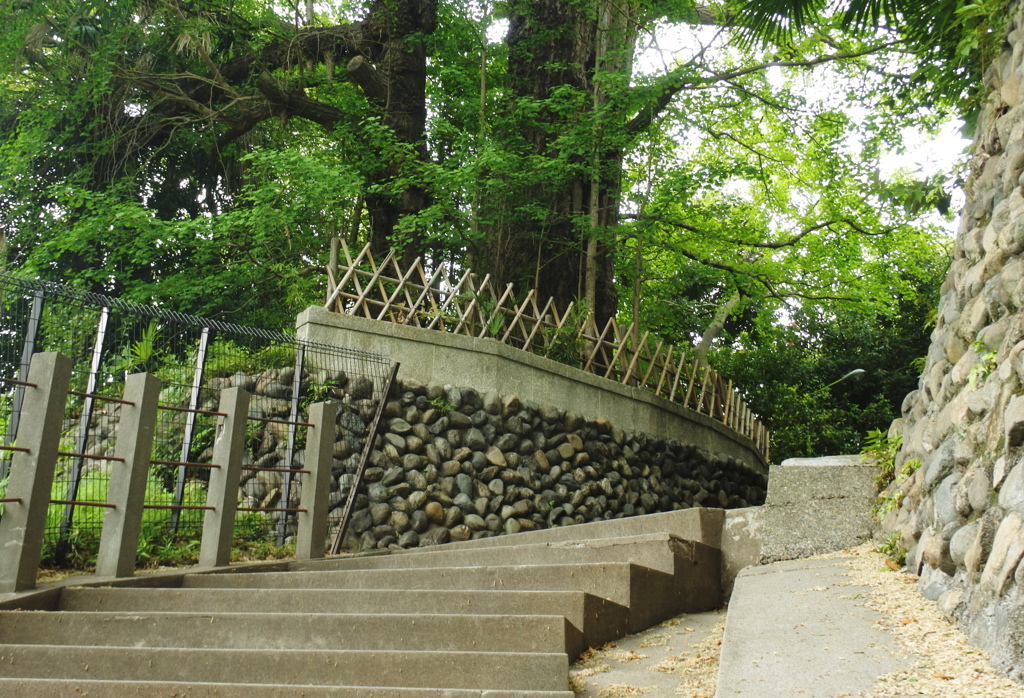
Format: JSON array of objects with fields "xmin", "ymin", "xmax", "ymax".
[{"xmin": 570, "ymin": 544, "xmax": 1024, "ymax": 697}]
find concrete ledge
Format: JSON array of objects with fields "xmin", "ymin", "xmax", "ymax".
[
  {"xmin": 59, "ymin": 587, "xmax": 628, "ymax": 653},
  {"xmin": 0, "ymin": 610, "xmax": 578, "ymax": 656},
  {"xmin": 0, "ymin": 646, "xmax": 570, "ymax": 691},
  {"xmin": 296, "ymin": 533, "xmax": 696, "ymax": 575},
  {"xmin": 0, "ymin": 679, "xmax": 576, "ymax": 698},
  {"xmin": 296, "ymin": 307, "xmax": 767, "ymax": 475}
]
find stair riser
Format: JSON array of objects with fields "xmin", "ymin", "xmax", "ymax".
[
  {"xmin": 58, "ymin": 588, "xmax": 628, "ymax": 653},
  {"xmin": 0, "ymin": 647, "xmax": 569, "ymax": 691},
  {"xmin": 292, "ymin": 536, "xmax": 679, "ymax": 574},
  {"xmin": 182, "ymin": 563, "xmax": 639, "ymax": 606},
  {"xmin": 361, "ymin": 507, "xmax": 724, "ymax": 553},
  {"xmin": 0, "ymin": 679, "xmax": 575, "ymax": 698},
  {"xmin": 0, "ymin": 611, "xmax": 574, "ymax": 655}
]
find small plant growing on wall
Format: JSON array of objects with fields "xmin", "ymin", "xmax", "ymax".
[{"xmin": 862, "ymin": 429, "xmax": 903, "ymax": 490}]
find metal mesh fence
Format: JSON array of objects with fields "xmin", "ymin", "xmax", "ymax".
[{"xmin": 0, "ymin": 273, "xmax": 392, "ymax": 569}]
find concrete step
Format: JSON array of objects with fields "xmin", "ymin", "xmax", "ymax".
[
  {"xmin": 0, "ymin": 646, "xmax": 569, "ymax": 691},
  {"xmin": 757, "ymin": 458, "xmax": 878, "ymax": 563},
  {"xmin": 181, "ymin": 562, "xmax": 673, "ymax": 632},
  {"xmin": 0, "ymin": 679, "xmax": 575, "ymax": 697},
  {"xmin": 0, "ymin": 610, "xmax": 576, "ymax": 655},
  {"xmin": 57, "ymin": 587, "xmax": 627, "ymax": 653},
  {"xmin": 292, "ymin": 533, "xmax": 684, "ymax": 575},
  {"xmin": 0, "ymin": 508, "xmax": 732, "ymax": 695},
  {"xmin": 182, "ymin": 543, "xmax": 721, "ymax": 632},
  {"xmin": 352, "ymin": 507, "xmax": 724, "ymax": 554}
]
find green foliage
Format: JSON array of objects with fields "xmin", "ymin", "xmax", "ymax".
[
  {"xmin": 203, "ymin": 341, "xmax": 295, "ymax": 379},
  {"xmin": 734, "ymin": 0, "xmax": 1008, "ymax": 113},
  {"xmin": 427, "ymin": 397, "xmax": 453, "ymax": 415},
  {"xmin": 0, "ymin": 0, "xmax": 965, "ymax": 470},
  {"xmin": 968, "ymin": 341, "xmax": 999, "ymax": 389},
  {"xmin": 31, "ymin": 468, "xmax": 286, "ymax": 571},
  {"xmin": 873, "ymin": 489, "xmax": 905, "ymax": 521},
  {"xmin": 543, "ymin": 303, "xmax": 590, "ymax": 368},
  {"xmin": 708, "ymin": 261, "xmax": 942, "ymax": 462},
  {"xmin": 863, "ymin": 428, "xmax": 903, "ymax": 490},
  {"xmin": 302, "ymin": 377, "xmax": 341, "ymax": 408},
  {"xmin": 876, "ymin": 530, "xmax": 907, "ymax": 566},
  {"xmin": 109, "ymin": 320, "xmax": 160, "ymax": 377}
]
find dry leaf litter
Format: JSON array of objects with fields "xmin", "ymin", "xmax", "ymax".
[{"xmin": 570, "ymin": 543, "xmax": 1024, "ymax": 697}]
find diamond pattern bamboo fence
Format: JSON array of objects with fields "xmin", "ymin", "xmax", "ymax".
[{"xmin": 325, "ymin": 242, "xmax": 769, "ymax": 460}]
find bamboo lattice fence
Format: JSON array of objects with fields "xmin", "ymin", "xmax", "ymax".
[{"xmin": 325, "ymin": 242, "xmax": 770, "ymax": 459}]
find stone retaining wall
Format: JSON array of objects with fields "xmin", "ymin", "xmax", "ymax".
[
  {"xmin": 67, "ymin": 371, "xmax": 768, "ymax": 553},
  {"xmin": 884, "ymin": 3, "xmax": 1024, "ymax": 681},
  {"xmin": 296, "ymin": 306, "xmax": 768, "ymax": 477},
  {"xmin": 336, "ymin": 378, "xmax": 767, "ymax": 552}
]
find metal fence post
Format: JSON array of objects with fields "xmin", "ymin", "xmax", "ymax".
[
  {"xmin": 199, "ymin": 387, "xmax": 250, "ymax": 568},
  {"xmin": 55, "ymin": 306, "xmax": 109, "ymax": 565},
  {"xmin": 2, "ymin": 289, "xmax": 44, "ymax": 481},
  {"xmin": 170, "ymin": 326, "xmax": 211, "ymax": 535},
  {"xmin": 277, "ymin": 343, "xmax": 306, "ymax": 545},
  {"xmin": 95, "ymin": 372, "xmax": 161, "ymax": 578},
  {"xmin": 0, "ymin": 352, "xmax": 73, "ymax": 593},
  {"xmin": 295, "ymin": 400, "xmax": 336, "ymax": 560}
]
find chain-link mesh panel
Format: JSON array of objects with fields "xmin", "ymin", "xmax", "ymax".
[{"xmin": 0, "ymin": 273, "xmax": 391, "ymax": 569}]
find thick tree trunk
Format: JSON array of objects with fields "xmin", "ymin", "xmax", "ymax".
[
  {"xmin": 477, "ymin": 0, "xmax": 636, "ymax": 327},
  {"xmin": 356, "ymin": 0, "xmax": 435, "ymax": 268}
]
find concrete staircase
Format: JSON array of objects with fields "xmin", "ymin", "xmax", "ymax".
[{"xmin": 0, "ymin": 508, "xmax": 727, "ymax": 696}]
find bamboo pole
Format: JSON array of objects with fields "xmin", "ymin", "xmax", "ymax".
[
  {"xmin": 522, "ymin": 296, "xmax": 555, "ymax": 353},
  {"xmin": 667, "ymin": 352, "xmax": 687, "ymax": 402},
  {"xmin": 501, "ymin": 289, "xmax": 537, "ymax": 346},
  {"xmin": 375, "ymin": 254, "xmax": 424, "ymax": 321},
  {"xmin": 325, "ymin": 241, "xmax": 372, "ymax": 311}
]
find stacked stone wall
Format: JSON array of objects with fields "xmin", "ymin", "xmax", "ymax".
[
  {"xmin": 336, "ymin": 378, "xmax": 766, "ymax": 552},
  {"xmin": 886, "ymin": 4, "xmax": 1024, "ymax": 680},
  {"xmin": 61, "ymin": 370, "xmax": 767, "ymax": 553}
]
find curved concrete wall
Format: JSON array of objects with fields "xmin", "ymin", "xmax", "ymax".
[{"xmin": 296, "ymin": 306, "xmax": 767, "ymax": 477}]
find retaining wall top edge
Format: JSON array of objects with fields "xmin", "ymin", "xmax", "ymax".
[{"xmin": 297, "ymin": 306, "xmax": 767, "ymax": 475}]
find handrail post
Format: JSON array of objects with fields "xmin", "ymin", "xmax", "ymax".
[
  {"xmin": 295, "ymin": 401, "xmax": 336, "ymax": 560},
  {"xmin": 0, "ymin": 352, "xmax": 73, "ymax": 594},
  {"xmin": 199, "ymin": 387, "xmax": 250, "ymax": 568},
  {"xmin": 95, "ymin": 372, "xmax": 161, "ymax": 578}
]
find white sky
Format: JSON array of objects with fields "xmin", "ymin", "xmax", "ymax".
[{"xmin": 632, "ymin": 23, "xmax": 971, "ymax": 232}]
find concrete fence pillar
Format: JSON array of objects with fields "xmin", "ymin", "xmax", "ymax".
[
  {"xmin": 199, "ymin": 387, "xmax": 250, "ymax": 568},
  {"xmin": 0, "ymin": 352, "xmax": 73, "ymax": 594},
  {"xmin": 95, "ymin": 372, "xmax": 161, "ymax": 578},
  {"xmin": 295, "ymin": 401, "xmax": 336, "ymax": 560}
]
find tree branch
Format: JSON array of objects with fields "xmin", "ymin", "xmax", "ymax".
[{"xmin": 624, "ymin": 40, "xmax": 902, "ymax": 135}]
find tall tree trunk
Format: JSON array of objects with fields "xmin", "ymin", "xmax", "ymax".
[
  {"xmin": 477, "ymin": 0, "xmax": 637, "ymax": 327},
  {"xmin": 350, "ymin": 0, "xmax": 435, "ymax": 268}
]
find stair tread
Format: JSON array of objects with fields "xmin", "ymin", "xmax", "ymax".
[
  {"xmin": 0, "ymin": 610, "xmax": 576, "ymax": 654},
  {"xmin": 0, "ymin": 645, "xmax": 570, "ymax": 691},
  {"xmin": 0, "ymin": 678, "xmax": 575, "ymax": 697}
]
